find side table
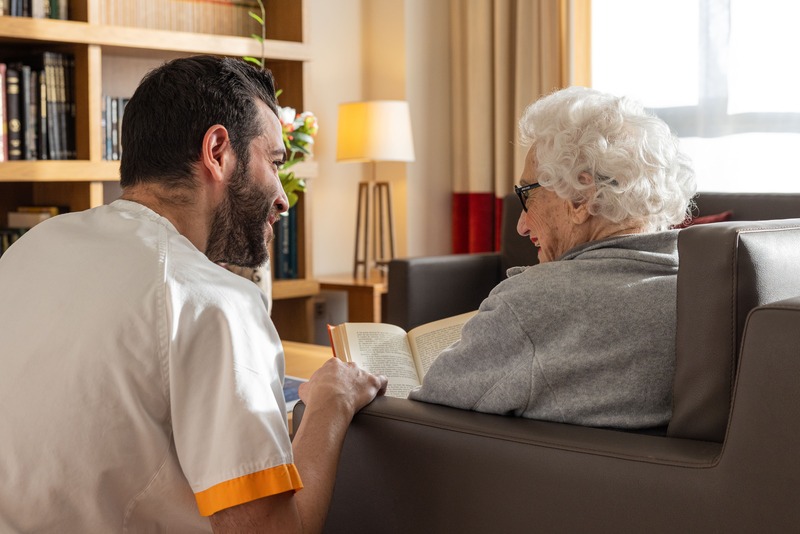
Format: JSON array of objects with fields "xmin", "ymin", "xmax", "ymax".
[{"xmin": 318, "ymin": 273, "xmax": 388, "ymax": 323}]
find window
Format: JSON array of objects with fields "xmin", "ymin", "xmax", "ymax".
[{"xmin": 592, "ymin": 0, "xmax": 800, "ymax": 192}]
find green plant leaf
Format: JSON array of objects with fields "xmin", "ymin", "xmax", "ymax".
[
  {"xmin": 291, "ymin": 132, "xmax": 314, "ymax": 144},
  {"xmin": 243, "ymin": 56, "xmax": 263, "ymax": 67},
  {"xmin": 248, "ymin": 12, "xmax": 264, "ymax": 25},
  {"xmin": 250, "ymin": 34, "xmax": 264, "ymax": 43}
]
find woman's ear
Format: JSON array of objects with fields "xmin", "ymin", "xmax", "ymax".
[{"xmin": 570, "ymin": 172, "xmax": 595, "ymax": 224}]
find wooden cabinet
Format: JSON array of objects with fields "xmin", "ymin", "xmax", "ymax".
[{"xmin": 0, "ymin": 0, "xmax": 319, "ymax": 341}]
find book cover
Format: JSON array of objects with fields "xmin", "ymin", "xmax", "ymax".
[
  {"xmin": 37, "ymin": 67, "xmax": 47, "ymax": 160},
  {"xmin": 44, "ymin": 52, "xmax": 60, "ymax": 160},
  {"xmin": 6, "ymin": 65, "xmax": 22, "ymax": 160},
  {"xmin": 283, "ymin": 375, "xmax": 307, "ymax": 414},
  {"xmin": 27, "ymin": 68, "xmax": 38, "ymax": 160}
]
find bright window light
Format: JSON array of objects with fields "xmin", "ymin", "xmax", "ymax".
[
  {"xmin": 592, "ymin": 0, "xmax": 800, "ymax": 193},
  {"xmin": 591, "ymin": 0, "xmax": 699, "ymax": 108},
  {"xmin": 728, "ymin": 0, "xmax": 800, "ymax": 114}
]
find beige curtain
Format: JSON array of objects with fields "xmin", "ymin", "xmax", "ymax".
[{"xmin": 450, "ymin": 0, "xmax": 591, "ymax": 197}]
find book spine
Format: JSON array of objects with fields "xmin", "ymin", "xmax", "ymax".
[
  {"xmin": 277, "ymin": 214, "xmax": 291, "ymax": 279},
  {"xmin": 110, "ymin": 97, "xmax": 118, "ymax": 160},
  {"xmin": 37, "ymin": 67, "xmax": 47, "ymax": 159},
  {"xmin": 6, "ymin": 65, "xmax": 22, "ymax": 160},
  {"xmin": 0, "ymin": 63, "xmax": 7, "ymax": 162},
  {"xmin": 289, "ymin": 206, "xmax": 298, "ymax": 278},
  {"xmin": 65, "ymin": 54, "xmax": 75, "ymax": 159},
  {"xmin": 27, "ymin": 68, "xmax": 38, "ymax": 160},
  {"xmin": 118, "ymin": 97, "xmax": 128, "ymax": 158},
  {"xmin": 44, "ymin": 52, "xmax": 59, "ymax": 160},
  {"xmin": 55, "ymin": 53, "xmax": 66, "ymax": 160},
  {"xmin": 17, "ymin": 64, "xmax": 31, "ymax": 159}
]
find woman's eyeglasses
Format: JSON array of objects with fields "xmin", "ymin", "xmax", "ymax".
[{"xmin": 514, "ymin": 183, "xmax": 543, "ymax": 212}]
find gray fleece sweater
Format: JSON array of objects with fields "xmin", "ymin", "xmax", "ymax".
[{"xmin": 408, "ymin": 231, "xmax": 680, "ymax": 429}]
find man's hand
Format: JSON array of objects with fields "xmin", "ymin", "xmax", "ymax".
[{"xmin": 299, "ymin": 358, "xmax": 388, "ymax": 419}]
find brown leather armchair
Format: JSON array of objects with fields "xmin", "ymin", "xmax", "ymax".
[{"xmin": 295, "ymin": 216, "xmax": 800, "ymax": 533}]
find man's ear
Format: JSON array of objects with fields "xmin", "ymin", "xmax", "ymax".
[{"xmin": 200, "ymin": 124, "xmax": 233, "ymax": 184}]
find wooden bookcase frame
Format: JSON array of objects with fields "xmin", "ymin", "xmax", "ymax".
[{"xmin": 0, "ymin": 0, "xmax": 319, "ymax": 341}]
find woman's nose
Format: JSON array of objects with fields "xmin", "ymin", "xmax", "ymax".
[{"xmin": 517, "ymin": 211, "xmax": 529, "ymax": 236}]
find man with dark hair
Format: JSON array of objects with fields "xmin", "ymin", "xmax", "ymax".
[{"xmin": 0, "ymin": 55, "xmax": 387, "ymax": 532}]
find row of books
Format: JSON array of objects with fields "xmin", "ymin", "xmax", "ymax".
[
  {"xmin": 101, "ymin": 96, "xmax": 128, "ymax": 161},
  {"xmin": 273, "ymin": 206, "xmax": 299, "ymax": 279},
  {"xmin": 0, "ymin": 0, "xmax": 68, "ymax": 18},
  {"xmin": 98, "ymin": 0, "xmax": 260, "ymax": 37},
  {"xmin": 0, "ymin": 52, "xmax": 76, "ymax": 162}
]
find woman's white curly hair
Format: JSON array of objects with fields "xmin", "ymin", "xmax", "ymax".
[{"xmin": 519, "ymin": 86, "xmax": 697, "ymax": 231}]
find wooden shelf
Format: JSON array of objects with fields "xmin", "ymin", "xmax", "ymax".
[
  {"xmin": 0, "ymin": 159, "xmax": 316, "ymax": 184},
  {"xmin": 0, "ymin": 17, "xmax": 310, "ymax": 60},
  {"xmin": 0, "ymin": 161, "xmax": 119, "ymax": 182},
  {"xmin": 273, "ymin": 278, "xmax": 320, "ymax": 301}
]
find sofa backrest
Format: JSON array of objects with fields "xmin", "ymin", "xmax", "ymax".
[
  {"xmin": 694, "ymin": 192, "xmax": 800, "ymax": 221},
  {"xmin": 669, "ymin": 219, "xmax": 800, "ymax": 442}
]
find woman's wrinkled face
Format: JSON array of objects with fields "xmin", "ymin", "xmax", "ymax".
[{"xmin": 516, "ymin": 146, "xmax": 580, "ymax": 263}]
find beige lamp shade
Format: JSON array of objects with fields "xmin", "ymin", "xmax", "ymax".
[{"xmin": 336, "ymin": 100, "xmax": 416, "ymax": 162}]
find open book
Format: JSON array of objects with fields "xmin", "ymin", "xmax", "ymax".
[{"xmin": 328, "ymin": 310, "xmax": 478, "ymax": 398}]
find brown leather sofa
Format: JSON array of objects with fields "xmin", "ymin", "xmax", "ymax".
[{"xmin": 295, "ymin": 195, "xmax": 800, "ymax": 533}]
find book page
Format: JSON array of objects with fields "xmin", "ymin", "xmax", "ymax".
[
  {"xmin": 407, "ymin": 310, "xmax": 479, "ymax": 378},
  {"xmin": 335, "ymin": 323, "xmax": 422, "ymax": 398}
]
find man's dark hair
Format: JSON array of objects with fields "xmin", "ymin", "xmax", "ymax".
[{"xmin": 120, "ymin": 55, "xmax": 280, "ymax": 188}]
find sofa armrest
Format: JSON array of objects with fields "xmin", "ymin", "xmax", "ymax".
[{"xmin": 386, "ymin": 253, "xmax": 501, "ymax": 330}]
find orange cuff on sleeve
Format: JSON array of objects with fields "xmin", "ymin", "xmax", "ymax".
[{"xmin": 195, "ymin": 463, "xmax": 304, "ymax": 516}]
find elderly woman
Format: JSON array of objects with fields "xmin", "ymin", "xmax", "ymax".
[{"xmin": 408, "ymin": 87, "xmax": 696, "ymax": 429}]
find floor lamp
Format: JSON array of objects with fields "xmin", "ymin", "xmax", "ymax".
[{"xmin": 336, "ymin": 101, "xmax": 415, "ymax": 279}]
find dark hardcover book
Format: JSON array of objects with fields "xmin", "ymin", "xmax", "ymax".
[
  {"xmin": 6, "ymin": 65, "xmax": 22, "ymax": 160},
  {"xmin": 9, "ymin": 0, "xmax": 20, "ymax": 17},
  {"xmin": 103, "ymin": 95, "xmax": 111, "ymax": 160},
  {"xmin": 65, "ymin": 54, "xmax": 75, "ymax": 159},
  {"xmin": 276, "ymin": 212, "xmax": 292, "ymax": 279},
  {"xmin": 288, "ymin": 205, "xmax": 298, "ymax": 278},
  {"xmin": 27, "ymin": 68, "xmax": 38, "ymax": 160},
  {"xmin": 0, "ymin": 63, "xmax": 7, "ymax": 162},
  {"xmin": 11, "ymin": 63, "xmax": 32, "ymax": 160},
  {"xmin": 21, "ymin": 0, "xmax": 28, "ymax": 17},
  {"xmin": 37, "ymin": 67, "xmax": 47, "ymax": 159},
  {"xmin": 52, "ymin": 52, "xmax": 66, "ymax": 160},
  {"xmin": 43, "ymin": 52, "xmax": 60, "ymax": 159},
  {"xmin": 110, "ymin": 97, "xmax": 118, "ymax": 160},
  {"xmin": 117, "ymin": 97, "xmax": 128, "ymax": 157}
]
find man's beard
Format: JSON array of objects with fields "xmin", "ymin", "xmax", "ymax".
[{"xmin": 205, "ymin": 160, "xmax": 274, "ymax": 268}]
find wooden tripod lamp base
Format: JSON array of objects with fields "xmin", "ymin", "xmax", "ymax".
[{"xmin": 353, "ymin": 180, "xmax": 395, "ymax": 279}]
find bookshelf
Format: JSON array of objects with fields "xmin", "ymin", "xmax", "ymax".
[{"xmin": 0, "ymin": 0, "xmax": 320, "ymax": 342}]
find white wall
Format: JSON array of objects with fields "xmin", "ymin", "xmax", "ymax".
[
  {"xmin": 306, "ymin": 0, "xmax": 453, "ymax": 277},
  {"xmin": 306, "ymin": 0, "xmax": 365, "ymax": 276}
]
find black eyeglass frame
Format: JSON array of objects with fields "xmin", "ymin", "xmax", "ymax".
[{"xmin": 514, "ymin": 182, "xmax": 543, "ymax": 212}]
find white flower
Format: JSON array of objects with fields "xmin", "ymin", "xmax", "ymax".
[{"xmin": 278, "ymin": 106, "xmax": 297, "ymax": 126}]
